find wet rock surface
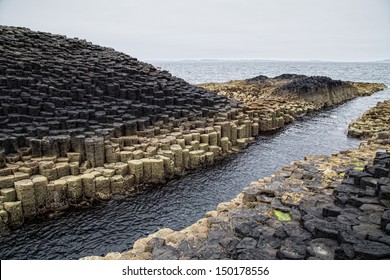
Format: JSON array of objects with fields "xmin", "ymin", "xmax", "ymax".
[
  {"xmin": 0, "ymin": 26, "xmax": 255, "ymax": 230},
  {"xmin": 348, "ymin": 100, "xmax": 390, "ymax": 139},
  {"xmin": 1, "ymin": 25, "xmax": 385, "ymax": 235},
  {"xmin": 84, "ymin": 137, "xmax": 390, "ymax": 260},
  {"xmin": 83, "ymin": 97, "xmax": 390, "ymax": 260},
  {"xmin": 200, "ymin": 75, "xmax": 386, "ymax": 133}
]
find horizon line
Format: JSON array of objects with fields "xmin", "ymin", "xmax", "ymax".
[{"xmin": 146, "ymin": 58, "xmax": 390, "ymax": 63}]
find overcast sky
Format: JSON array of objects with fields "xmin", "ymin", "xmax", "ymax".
[{"xmin": 0, "ymin": 0, "xmax": 389, "ymax": 62}]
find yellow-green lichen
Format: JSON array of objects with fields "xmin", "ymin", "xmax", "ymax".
[{"xmin": 273, "ymin": 210, "xmax": 292, "ymax": 221}]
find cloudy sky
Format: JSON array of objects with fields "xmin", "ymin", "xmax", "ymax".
[{"xmin": 0, "ymin": 0, "xmax": 389, "ymax": 61}]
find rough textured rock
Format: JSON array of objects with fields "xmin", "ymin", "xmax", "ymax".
[
  {"xmin": 0, "ymin": 25, "xmax": 257, "ymax": 230},
  {"xmin": 0, "ymin": 25, "xmax": 386, "ymax": 237},
  {"xmin": 0, "ymin": 26, "xmax": 237, "ymax": 152},
  {"xmin": 84, "ymin": 103, "xmax": 390, "ymax": 260},
  {"xmin": 84, "ymin": 145, "xmax": 390, "ymax": 260},
  {"xmin": 201, "ymin": 75, "xmax": 386, "ymax": 133},
  {"xmin": 348, "ymin": 100, "xmax": 390, "ymax": 139}
]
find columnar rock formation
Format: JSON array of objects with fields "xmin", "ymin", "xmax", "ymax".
[
  {"xmin": 200, "ymin": 75, "xmax": 386, "ymax": 132},
  {"xmin": 85, "ymin": 110, "xmax": 390, "ymax": 260},
  {"xmin": 0, "ymin": 25, "xmax": 240, "ymax": 154},
  {"xmin": 84, "ymin": 91, "xmax": 390, "ymax": 260},
  {"xmin": 0, "ymin": 25, "xmax": 386, "ymax": 235},
  {"xmin": 0, "ymin": 26, "xmax": 251, "ymax": 231},
  {"xmin": 348, "ymin": 100, "xmax": 390, "ymax": 139}
]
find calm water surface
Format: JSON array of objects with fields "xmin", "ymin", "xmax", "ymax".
[{"xmin": 0, "ymin": 61, "xmax": 389, "ymax": 259}]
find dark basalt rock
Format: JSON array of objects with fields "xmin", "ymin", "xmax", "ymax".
[
  {"xmin": 0, "ymin": 25, "xmax": 238, "ymax": 157},
  {"xmin": 84, "ymin": 149, "xmax": 390, "ymax": 260},
  {"xmin": 236, "ymin": 237, "xmax": 258, "ymax": 252},
  {"xmin": 307, "ymin": 238, "xmax": 338, "ymax": 260},
  {"xmin": 347, "ymin": 170, "xmax": 372, "ymax": 186},
  {"xmin": 373, "ymin": 165, "xmax": 389, "ymax": 178},
  {"xmin": 353, "ymin": 241, "xmax": 390, "ymax": 259},
  {"xmin": 277, "ymin": 239, "xmax": 307, "ymax": 260},
  {"xmin": 360, "ymin": 177, "xmax": 378, "ymax": 189},
  {"xmin": 246, "ymin": 75, "xmax": 269, "ymax": 83},
  {"xmin": 273, "ymin": 74, "xmax": 308, "ymax": 80},
  {"xmin": 237, "ymin": 248, "xmax": 276, "ymax": 260},
  {"xmin": 381, "ymin": 211, "xmax": 390, "ymax": 232},
  {"xmin": 276, "ymin": 76, "xmax": 347, "ymax": 96},
  {"xmin": 0, "ymin": 149, "xmax": 6, "ymax": 168},
  {"xmin": 152, "ymin": 245, "xmax": 180, "ymax": 260},
  {"xmin": 322, "ymin": 205, "xmax": 342, "ymax": 217},
  {"xmin": 335, "ymin": 243, "xmax": 356, "ymax": 259}
]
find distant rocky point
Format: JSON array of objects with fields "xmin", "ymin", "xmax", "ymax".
[{"xmin": 200, "ymin": 74, "xmax": 386, "ymax": 112}]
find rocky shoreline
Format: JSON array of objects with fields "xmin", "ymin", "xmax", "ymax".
[
  {"xmin": 83, "ymin": 101, "xmax": 390, "ymax": 260},
  {"xmin": 0, "ymin": 26, "xmax": 386, "ymax": 237},
  {"xmin": 348, "ymin": 100, "xmax": 390, "ymax": 139},
  {"xmin": 200, "ymin": 76, "xmax": 386, "ymax": 132}
]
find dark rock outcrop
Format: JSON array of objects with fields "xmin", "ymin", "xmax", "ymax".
[
  {"xmin": 246, "ymin": 75, "xmax": 269, "ymax": 83},
  {"xmin": 273, "ymin": 74, "xmax": 307, "ymax": 80},
  {"xmin": 1, "ymin": 26, "xmax": 261, "ymax": 232},
  {"xmin": 275, "ymin": 76, "xmax": 345, "ymax": 96},
  {"xmin": 0, "ymin": 25, "xmax": 238, "ymax": 156}
]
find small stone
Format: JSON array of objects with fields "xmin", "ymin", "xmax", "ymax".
[
  {"xmin": 360, "ymin": 177, "xmax": 377, "ymax": 189},
  {"xmin": 322, "ymin": 205, "xmax": 341, "ymax": 217},
  {"xmin": 277, "ymin": 239, "xmax": 306, "ymax": 260},
  {"xmin": 378, "ymin": 177, "xmax": 390, "ymax": 186},
  {"xmin": 14, "ymin": 179, "xmax": 36, "ymax": 218},
  {"xmin": 359, "ymin": 203, "xmax": 385, "ymax": 212},
  {"xmin": 102, "ymin": 169, "xmax": 115, "ymax": 177},
  {"xmin": 386, "ymin": 224, "xmax": 390, "ymax": 234},
  {"xmin": 110, "ymin": 175, "xmax": 125, "ymax": 195},
  {"xmin": 96, "ymin": 192, "xmax": 111, "ymax": 200},
  {"xmin": 95, "ymin": 176, "xmax": 110, "ymax": 196},
  {"xmin": 0, "ymin": 175, "xmax": 14, "ymax": 189},
  {"xmin": 315, "ymin": 227, "xmax": 339, "ymax": 240},
  {"xmin": 0, "ymin": 188, "xmax": 16, "ymax": 202},
  {"xmin": 334, "ymin": 244, "xmax": 355, "ymax": 260},
  {"xmin": 379, "ymin": 185, "xmax": 390, "ymax": 200},
  {"xmin": 3, "ymin": 201, "xmax": 23, "ymax": 228},
  {"xmin": 353, "ymin": 241, "xmax": 390, "ymax": 259},
  {"xmin": 381, "ymin": 210, "xmax": 390, "ymax": 232},
  {"xmin": 219, "ymin": 238, "xmax": 240, "ymax": 257},
  {"xmin": 347, "ymin": 170, "xmax": 372, "ymax": 185},
  {"xmin": 144, "ymin": 237, "xmax": 165, "ymax": 253},
  {"xmin": 238, "ymin": 249, "xmax": 276, "ymax": 260},
  {"xmin": 31, "ymin": 175, "xmax": 48, "ymax": 209},
  {"xmin": 285, "ymin": 226, "xmax": 311, "ymax": 241},
  {"xmin": 241, "ymin": 187, "xmax": 260, "ymax": 203},
  {"xmin": 128, "ymin": 160, "xmax": 143, "ymax": 184},
  {"xmin": 81, "ymin": 173, "xmax": 96, "ymax": 198},
  {"xmin": 348, "ymin": 196, "xmax": 379, "ymax": 207},
  {"xmin": 307, "ymin": 238, "xmax": 338, "ymax": 259},
  {"xmin": 152, "ymin": 245, "xmax": 180, "ymax": 260},
  {"xmin": 47, "ymin": 180, "xmax": 68, "ymax": 209},
  {"xmin": 236, "ymin": 237, "xmax": 257, "ymax": 251},
  {"xmin": 373, "ymin": 165, "xmax": 389, "ymax": 178},
  {"xmin": 66, "ymin": 176, "xmax": 83, "ymax": 203},
  {"xmin": 353, "ymin": 223, "xmax": 384, "ymax": 238}
]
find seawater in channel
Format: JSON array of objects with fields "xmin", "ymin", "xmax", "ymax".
[
  {"xmin": 1, "ymin": 62, "xmax": 390, "ymax": 260},
  {"xmin": 1, "ymin": 89, "xmax": 389, "ymax": 260}
]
